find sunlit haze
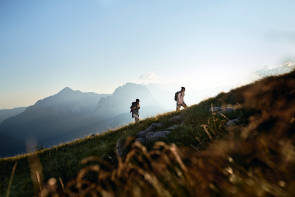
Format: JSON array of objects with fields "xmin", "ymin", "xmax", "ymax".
[{"xmin": 1, "ymin": 0, "xmax": 294, "ymax": 108}]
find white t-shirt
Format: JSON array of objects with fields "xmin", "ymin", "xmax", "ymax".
[{"xmin": 177, "ymin": 92, "xmax": 185, "ymax": 104}]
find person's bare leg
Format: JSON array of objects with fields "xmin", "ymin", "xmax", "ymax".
[
  {"xmin": 176, "ymin": 105, "xmax": 181, "ymax": 111},
  {"xmin": 134, "ymin": 114, "xmax": 139, "ymax": 123}
]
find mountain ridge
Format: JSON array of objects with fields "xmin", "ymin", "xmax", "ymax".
[{"xmin": 0, "ymin": 83, "xmax": 163, "ymax": 157}]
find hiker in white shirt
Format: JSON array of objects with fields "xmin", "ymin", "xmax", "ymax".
[{"xmin": 176, "ymin": 87, "xmax": 187, "ymax": 111}]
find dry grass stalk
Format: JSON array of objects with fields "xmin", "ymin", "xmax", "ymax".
[
  {"xmin": 200, "ymin": 124, "xmax": 213, "ymax": 140},
  {"xmin": 6, "ymin": 162, "xmax": 17, "ymax": 197}
]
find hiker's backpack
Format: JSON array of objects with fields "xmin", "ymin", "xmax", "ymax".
[
  {"xmin": 130, "ymin": 102, "xmax": 136, "ymax": 111},
  {"xmin": 174, "ymin": 91, "xmax": 180, "ymax": 101}
]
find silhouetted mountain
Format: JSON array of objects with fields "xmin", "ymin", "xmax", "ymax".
[
  {"xmin": 0, "ymin": 107, "xmax": 26, "ymax": 124},
  {"xmin": 0, "ymin": 87, "xmax": 109, "ymax": 157},
  {"xmin": 0, "ymin": 84, "xmax": 164, "ymax": 157},
  {"xmin": 34, "ymin": 87, "xmax": 108, "ymax": 113}
]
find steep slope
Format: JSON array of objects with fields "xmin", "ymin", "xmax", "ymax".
[{"xmin": 1, "ymin": 70, "xmax": 294, "ymax": 197}]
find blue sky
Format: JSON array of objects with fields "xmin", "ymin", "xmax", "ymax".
[{"xmin": 1, "ymin": 0, "xmax": 295, "ymax": 108}]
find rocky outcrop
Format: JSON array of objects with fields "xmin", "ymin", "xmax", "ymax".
[
  {"xmin": 167, "ymin": 124, "xmax": 180, "ymax": 131},
  {"xmin": 116, "ymin": 121, "xmax": 179, "ymax": 157},
  {"xmin": 117, "ymin": 115, "xmax": 183, "ymax": 157},
  {"xmin": 136, "ymin": 122, "xmax": 163, "ymax": 138},
  {"xmin": 136, "ymin": 130, "xmax": 172, "ymax": 144},
  {"xmin": 210, "ymin": 106, "xmax": 242, "ymax": 128},
  {"xmin": 169, "ymin": 115, "xmax": 183, "ymax": 122},
  {"xmin": 145, "ymin": 130, "xmax": 171, "ymax": 142},
  {"xmin": 135, "ymin": 122, "xmax": 170, "ymax": 144},
  {"xmin": 134, "ymin": 116, "xmax": 183, "ymax": 145}
]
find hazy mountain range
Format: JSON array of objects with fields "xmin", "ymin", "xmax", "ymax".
[
  {"xmin": 0, "ymin": 107, "xmax": 26, "ymax": 124},
  {"xmin": 0, "ymin": 83, "xmax": 167, "ymax": 157}
]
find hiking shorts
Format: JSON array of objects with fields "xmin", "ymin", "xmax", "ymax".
[
  {"xmin": 132, "ymin": 113, "xmax": 139, "ymax": 119},
  {"xmin": 177, "ymin": 102, "xmax": 187, "ymax": 108}
]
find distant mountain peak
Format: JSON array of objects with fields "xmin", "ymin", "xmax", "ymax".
[
  {"xmin": 61, "ymin": 87, "xmax": 73, "ymax": 91},
  {"xmin": 125, "ymin": 82, "xmax": 138, "ymax": 86},
  {"xmin": 112, "ymin": 83, "xmax": 148, "ymax": 97},
  {"xmin": 58, "ymin": 87, "xmax": 74, "ymax": 95}
]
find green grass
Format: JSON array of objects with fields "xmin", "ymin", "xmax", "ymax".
[
  {"xmin": 0, "ymin": 98, "xmax": 230, "ymax": 196},
  {"xmin": 1, "ymin": 70, "xmax": 294, "ymax": 197}
]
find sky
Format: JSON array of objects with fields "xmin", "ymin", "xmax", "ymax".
[{"xmin": 0, "ymin": 0, "xmax": 295, "ymax": 108}]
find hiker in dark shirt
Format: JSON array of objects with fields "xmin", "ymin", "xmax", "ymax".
[{"xmin": 130, "ymin": 99, "xmax": 140, "ymax": 123}]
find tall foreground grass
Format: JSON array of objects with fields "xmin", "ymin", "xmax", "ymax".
[{"xmin": 40, "ymin": 130, "xmax": 295, "ymax": 197}]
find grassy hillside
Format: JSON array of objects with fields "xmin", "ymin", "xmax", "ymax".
[{"xmin": 1, "ymin": 70, "xmax": 295, "ymax": 197}]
